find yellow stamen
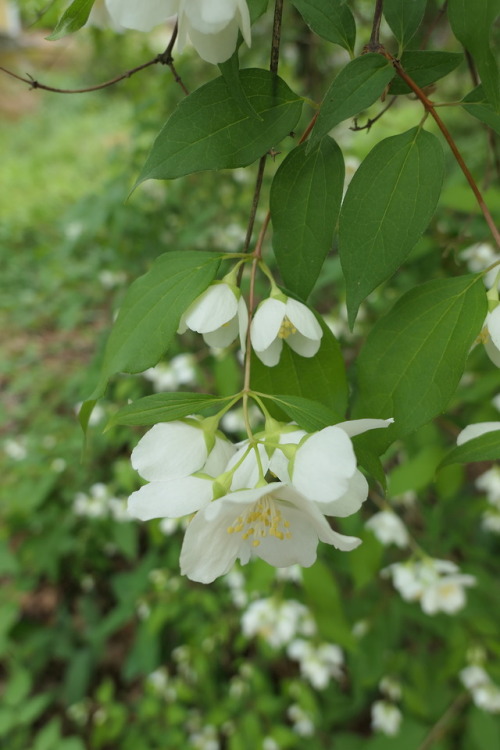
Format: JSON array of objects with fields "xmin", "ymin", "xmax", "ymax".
[
  {"xmin": 278, "ymin": 317, "xmax": 297, "ymax": 339},
  {"xmin": 226, "ymin": 495, "xmax": 293, "ymax": 545}
]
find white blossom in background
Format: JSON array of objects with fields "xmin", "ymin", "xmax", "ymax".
[
  {"xmin": 384, "ymin": 559, "xmax": 476, "ymax": 615},
  {"xmin": 366, "ymin": 510, "xmax": 409, "ymax": 548},
  {"xmin": 75, "ymin": 401, "xmax": 105, "ymax": 427},
  {"xmin": 482, "ymin": 307, "xmax": 500, "ymax": 367},
  {"xmin": 241, "ymin": 598, "xmax": 315, "ymax": 648},
  {"xmin": 481, "ymin": 510, "xmax": 500, "ymax": 533},
  {"xmin": 142, "ymin": 354, "xmax": 198, "ymax": 392},
  {"xmin": 379, "ymin": 676, "xmax": 402, "ymax": 702},
  {"xmin": 223, "ymin": 569, "xmax": 248, "ymax": 608},
  {"xmin": 73, "ymin": 483, "xmax": 110, "ymax": 519},
  {"xmin": 178, "ymin": 282, "xmax": 248, "ymax": 350},
  {"xmin": 460, "ymin": 665, "xmax": 500, "ymax": 714},
  {"xmin": 189, "ymin": 724, "xmax": 220, "ymax": 750},
  {"xmin": 250, "ymin": 295, "xmax": 323, "ymax": 366},
  {"xmin": 3, "ymin": 438, "xmax": 27, "ymax": 461},
  {"xmin": 98, "ymin": 269, "xmax": 127, "ymax": 288},
  {"xmin": 275, "ymin": 564, "xmax": 303, "ymax": 584},
  {"xmin": 105, "ymin": 0, "xmax": 251, "ymax": 63},
  {"xmin": 262, "ymin": 738, "xmax": 279, "ymax": 750},
  {"xmin": 371, "ymin": 701, "xmax": 403, "ymax": 736},
  {"xmin": 492, "ymin": 393, "xmax": 500, "ymax": 412},
  {"xmin": 461, "ymin": 242, "xmax": 500, "ymax": 288},
  {"xmin": 287, "ymin": 704, "xmax": 315, "ymax": 737},
  {"xmin": 475, "ymin": 466, "xmax": 500, "ymax": 508},
  {"xmin": 287, "ymin": 639, "xmax": 344, "ymax": 689}
]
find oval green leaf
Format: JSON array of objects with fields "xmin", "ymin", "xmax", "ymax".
[
  {"xmin": 353, "ymin": 275, "xmax": 487, "ymax": 454},
  {"xmin": 440, "ymin": 430, "xmax": 500, "ymax": 468},
  {"xmin": 270, "ymin": 137, "xmax": 344, "ymax": 299},
  {"xmin": 290, "ymin": 0, "xmax": 356, "ymax": 54},
  {"xmin": 383, "ymin": 0, "xmax": 427, "ymax": 47},
  {"xmin": 462, "ymin": 85, "xmax": 500, "ymax": 136},
  {"xmin": 309, "ymin": 54, "xmax": 395, "ymax": 149},
  {"xmin": 339, "ymin": 127, "xmax": 444, "ymax": 326},
  {"xmin": 136, "ymin": 69, "xmax": 303, "ymax": 183},
  {"xmin": 47, "ymin": 0, "xmax": 95, "ymax": 40},
  {"xmin": 389, "ymin": 51, "xmax": 463, "ymax": 95},
  {"xmin": 258, "ymin": 394, "xmax": 340, "ymax": 432},
  {"xmin": 90, "ymin": 251, "xmax": 223, "ymax": 399},
  {"xmin": 108, "ymin": 393, "xmax": 235, "ymax": 429}
]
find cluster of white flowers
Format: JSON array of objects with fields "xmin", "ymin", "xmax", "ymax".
[
  {"xmin": 365, "ymin": 509, "xmax": 409, "ymax": 548},
  {"xmin": 96, "ymin": 0, "xmax": 251, "ymax": 64},
  {"xmin": 383, "ymin": 558, "xmax": 476, "ymax": 615},
  {"xmin": 460, "ymin": 664, "xmax": 500, "ymax": 714},
  {"xmin": 241, "ymin": 598, "xmax": 315, "ymax": 648},
  {"xmin": 287, "ymin": 639, "xmax": 344, "ymax": 690},
  {"xmin": 127, "ymin": 416, "xmax": 393, "ymax": 582},
  {"xmin": 142, "ymin": 354, "xmax": 198, "ymax": 392},
  {"xmin": 461, "ymin": 242, "xmax": 500, "ymax": 288},
  {"xmin": 179, "ymin": 280, "xmax": 324, "ymax": 367},
  {"xmin": 73, "ymin": 483, "xmax": 131, "ymax": 522}
]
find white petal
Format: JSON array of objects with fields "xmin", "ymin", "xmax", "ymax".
[
  {"xmin": 227, "ymin": 443, "xmax": 270, "ymax": 490},
  {"xmin": 250, "ymin": 298, "xmax": 286, "ymax": 352},
  {"xmin": 336, "ymin": 418, "xmax": 394, "ymax": 438},
  {"xmin": 292, "ymin": 426, "xmax": 357, "ymax": 503},
  {"xmin": 184, "ymin": 283, "xmax": 238, "ymax": 334},
  {"xmin": 254, "ymin": 337, "xmax": 283, "ymax": 367},
  {"xmin": 457, "ymin": 422, "xmax": 500, "ymax": 446},
  {"xmin": 484, "ymin": 335, "xmax": 500, "ymax": 367},
  {"xmin": 487, "ymin": 307, "xmax": 500, "ymax": 349},
  {"xmin": 285, "ymin": 298, "xmax": 323, "ymax": 340},
  {"xmin": 181, "ymin": 13, "xmax": 237, "ymax": 63},
  {"xmin": 131, "ymin": 422, "xmax": 207, "ymax": 480},
  {"xmin": 317, "ymin": 470, "xmax": 369, "ymax": 517},
  {"xmin": 203, "ymin": 316, "xmax": 238, "ymax": 348},
  {"xmin": 203, "ymin": 436, "xmax": 235, "ymax": 476},
  {"xmin": 128, "ymin": 476, "xmax": 213, "ymax": 520},
  {"xmin": 106, "ymin": 0, "xmax": 178, "ymax": 31},
  {"xmin": 269, "ymin": 430, "xmax": 307, "ymax": 482},
  {"xmin": 287, "ymin": 331, "xmax": 321, "ymax": 358}
]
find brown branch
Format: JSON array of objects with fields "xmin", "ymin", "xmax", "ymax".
[
  {"xmin": 379, "ymin": 48, "xmax": 500, "ymax": 248},
  {"xmin": 0, "ymin": 23, "xmax": 189, "ymax": 96},
  {"xmin": 419, "ymin": 1, "xmax": 448, "ymax": 50},
  {"xmin": 417, "ymin": 693, "xmax": 469, "ymax": 750},
  {"xmin": 369, "ymin": 0, "xmax": 384, "ymax": 47},
  {"xmin": 270, "ymin": 0, "xmax": 284, "ymax": 74},
  {"xmin": 350, "ymin": 96, "xmax": 397, "ymax": 132}
]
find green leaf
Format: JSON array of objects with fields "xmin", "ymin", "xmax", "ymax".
[
  {"xmin": 290, "ymin": 0, "xmax": 356, "ymax": 53},
  {"xmin": 47, "ymin": 0, "xmax": 95, "ymax": 40},
  {"xmin": 309, "ymin": 54, "xmax": 395, "ymax": 149},
  {"xmin": 258, "ymin": 394, "xmax": 340, "ymax": 432},
  {"xmin": 383, "ymin": 0, "xmax": 428, "ymax": 47},
  {"xmin": 270, "ymin": 137, "xmax": 344, "ymax": 299},
  {"xmin": 389, "ymin": 51, "xmax": 463, "ymax": 95},
  {"xmin": 137, "ymin": 70, "xmax": 303, "ymax": 183},
  {"xmin": 440, "ymin": 430, "xmax": 500, "ymax": 468},
  {"xmin": 353, "ymin": 275, "xmax": 487, "ymax": 453},
  {"xmin": 247, "ymin": 0, "xmax": 269, "ymax": 22},
  {"xmin": 462, "ymin": 85, "xmax": 500, "ymax": 136},
  {"xmin": 218, "ymin": 53, "xmax": 262, "ymax": 121},
  {"xmin": 108, "ymin": 392, "xmax": 236, "ymax": 428},
  {"xmin": 448, "ymin": 0, "xmax": 500, "ymax": 112},
  {"xmin": 339, "ymin": 127, "xmax": 444, "ymax": 325},
  {"xmin": 302, "ymin": 561, "xmax": 355, "ymax": 649},
  {"xmin": 90, "ymin": 251, "xmax": 222, "ymax": 399},
  {"xmin": 251, "ymin": 321, "xmax": 348, "ymax": 419}
]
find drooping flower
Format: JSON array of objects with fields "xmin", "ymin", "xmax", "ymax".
[
  {"xmin": 128, "ymin": 420, "xmax": 235, "ymax": 521},
  {"xmin": 179, "ymin": 483, "xmax": 361, "ymax": 583},
  {"xmin": 178, "ymin": 282, "xmax": 248, "ymax": 351},
  {"xmin": 250, "ymin": 296, "xmax": 323, "ymax": 367},
  {"xmin": 287, "ymin": 639, "xmax": 344, "ymax": 689},
  {"xmin": 371, "ymin": 701, "xmax": 403, "ymax": 737},
  {"xmin": 241, "ymin": 598, "xmax": 315, "ymax": 648},
  {"xmin": 104, "ymin": 0, "xmax": 251, "ymax": 63},
  {"xmin": 177, "ymin": 0, "xmax": 251, "ymax": 64},
  {"xmin": 365, "ymin": 510, "xmax": 409, "ymax": 548}
]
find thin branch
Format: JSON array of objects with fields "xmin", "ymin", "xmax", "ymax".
[
  {"xmin": 241, "ymin": 156, "xmax": 267, "ymax": 256},
  {"xmin": 416, "ymin": 693, "xmax": 470, "ymax": 750},
  {"xmin": 380, "ymin": 49, "xmax": 500, "ymax": 248},
  {"xmin": 419, "ymin": 1, "xmax": 448, "ymax": 50},
  {"xmin": 350, "ymin": 96, "xmax": 397, "ymax": 132},
  {"xmin": 369, "ymin": 0, "xmax": 384, "ymax": 47},
  {"xmin": 0, "ymin": 23, "xmax": 189, "ymax": 96},
  {"xmin": 270, "ymin": 0, "xmax": 284, "ymax": 74}
]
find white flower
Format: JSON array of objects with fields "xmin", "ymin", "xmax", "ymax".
[
  {"xmin": 177, "ymin": 0, "xmax": 251, "ymax": 64},
  {"xmin": 371, "ymin": 701, "xmax": 402, "ymax": 736},
  {"xmin": 461, "ymin": 242, "xmax": 500, "ymax": 287},
  {"xmin": 481, "ymin": 510, "xmax": 500, "ymax": 533},
  {"xmin": 457, "ymin": 421, "xmax": 500, "ymax": 445},
  {"xmin": 179, "ymin": 482, "xmax": 361, "ymax": 583},
  {"xmin": 365, "ymin": 510, "xmax": 409, "ymax": 548},
  {"xmin": 482, "ymin": 307, "xmax": 500, "ymax": 366},
  {"xmin": 105, "ymin": 0, "xmax": 178, "ymax": 32},
  {"xmin": 287, "ymin": 704, "xmax": 315, "ymax": 737},
  {"xmin": 105, "ymin": 0, "xmax": 251, "ymax": 64},
  {"xmin": 379, "ymin": 676, "xmax": 402, "ymax": 702},
  {"xmin": 178, "ymin": 282, "xmax": 248, "ymax": 350},
  {"xmin": 250, "ymin": 296, "xmax": 323, "ymax": 366},
  {"xmin": 287, "ymin": 639, "xmax": 344, "ymax": 689},
  {"xmin": 460, "ymin": 665, "xmax": 500, "ymax": 714},
  {"xmin": 384, "ymin": 559, "xmax": 476, "ymax": 615},
  {"xmin": 241, "ymin": 598, "xmax": 315, "ymax": 648},
  {"xmin": 460, "ymin": 665, "xmax": 490, "ymax": 690},
  {"xmin": 128, "ymin": 420, "xmax": 235, "ymax": 521}
]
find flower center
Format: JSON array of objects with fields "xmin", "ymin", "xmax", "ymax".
[
  {"xmin": 227, "ymin": 496, "xmax": 292, "ymax": 547},
  {"xmin": 278, "ymin": 317, "xmax": 297, "ymax": 340}
]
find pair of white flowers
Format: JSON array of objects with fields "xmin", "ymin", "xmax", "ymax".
[
  {"xmin": 128, "ymin": 416, "xmax": 393, "ymax": 582},
  {"xmin": 178, "ymin": 281, "xmax": 323, "ymax": 366},
  {"xmin": 102, "ymin": 0, "xmax": 251, "ymax": 63}
]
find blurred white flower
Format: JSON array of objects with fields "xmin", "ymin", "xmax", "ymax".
[
  {"xmin": 460, "ymin": 664, "xmax": 500, "ymax": 714},
  {"xmin": 287, "ymin": 639, "xmax": 344, "ymax": 689},
  {"xmin": 492, "ymin": 393, "xmax": 500, "ymax": 412},
  {"xmin": 481, "ymin": 510, "xmax": 500, "ymax": 533},
  {"xmin": 223, "ymin": 569, "xmax": 247, "ymax": 608},
  {"xmin": 142, "ymin": 354, "xmax": 198, "ymax": 392},
  {"xmin": 275, "ymin": 564, "xmax": 303, "ymax": 583},
  {"xmin": 98, "ymin": 269, "xmax": 127, "ymax": 289},
  {"xmin": 178, "ymin": 282, "xmax": 248, "ymax": 351},
  {"xmin": 75, "ymin": 401, "xmax": 105, "ymax": 427},
  {"xmin": 461, "ymin": 242, "xmax": 500, "ymax": 288},
  {"xmin": 189, "ymin": 723, "xmax": 220, "ymax": 750},
  {"xmin": 105, "ymin": 0, "xmax": 178, "ymax": 31},
  {"xmin": 250, "ymin": 296, "xmax": 323, "ymax": 366},
  {"xmin": 384, "ymin": 559, "xmax": 476, "ymax": 615},
  {"xmin": 371, "ymin": 701, "xmax": 402, "ymax": 736},
  {"xmin": 241, "ymin": 598, "xmax": 315, "ymax": 648},
  {"xmin": 287, "ymin": 704, "xmax": 315, "ymax": 737},
  {"xmin": 3, "ymin": 438, "xmax": 27, "ymax": 461},
  {"xmin": 73, "ymin": 483, "xmax": 109, "ymax": 518},
  {"xmin": 476, "ymin": 466, "xmax": 500, "ymax": 508},
  {"xmin": 379, "ymin": 676, "xmax": 402, "ymax": 702},
  {"xmin": 460, "ymin": 665, "xmax": 490, "ymax": 690},
  {"xmin": 366, "ymin": 510, "xmax": 409, "ymax": 548}
]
